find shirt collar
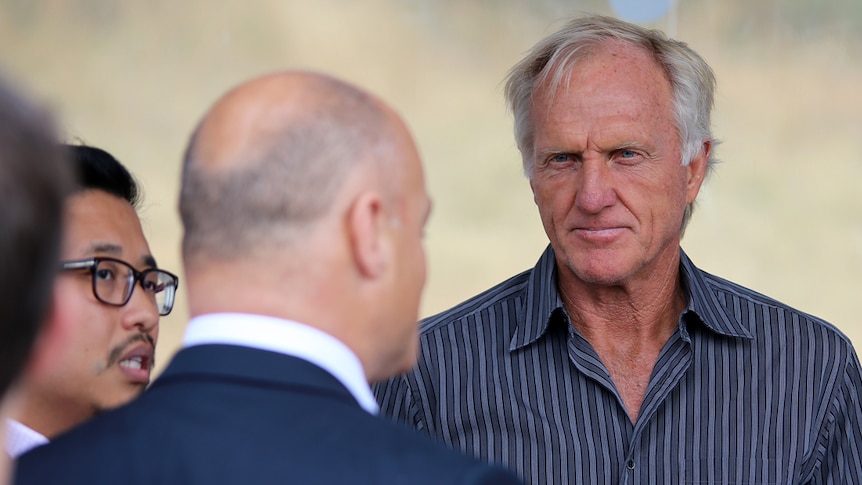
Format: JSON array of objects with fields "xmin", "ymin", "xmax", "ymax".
[
  {"xmin": 5, "ymin": 419, "xmax": 48, "ymax": 458},
  {"xmin": 510, "ymin": 245, "xmax": 562, "ymax": 350},
  {"xmin": 678, "ymin": 250, "xmax": 753, "ymax": 339},
  {"xmin": 510, "ymin": 245, "xmax": 753, "ymax": 351},
  {"xmin": 182, "ymin": 313, "xmax": 380, "ymax": 414}
]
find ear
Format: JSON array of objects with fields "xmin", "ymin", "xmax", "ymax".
[
  {"xmin": 346, "ymin": 192, "xmax": 391, "ymax": 279},
  {"xmin": 685, "ymin": 140, "xmax": 710, "ymax": 204}
]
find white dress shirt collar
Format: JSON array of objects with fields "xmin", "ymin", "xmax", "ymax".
[
  {"xmin": 182, "ymin": 313, "xmax": 379, "ymax": 415},
  {"xmin": 5, "ymin": 419, "xmax": 48, "ymax": 458}
]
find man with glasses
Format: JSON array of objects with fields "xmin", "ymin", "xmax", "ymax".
[{"xmin": 6, "ymin": 144, "xmax": 178, "ymax": 457}]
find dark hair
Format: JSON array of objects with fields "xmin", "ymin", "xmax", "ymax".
[
  {"xmin": 66, "ymin": 144, "xmax": 140, "ymax": 208},
  {"xmin": 0, "ymin": 74, "xmax": 71, "ymax": 398}
]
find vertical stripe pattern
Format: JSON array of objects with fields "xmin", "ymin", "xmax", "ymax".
[{"xmin": 373, "ymin": 245, "xmax": 862, "ymax": 484}]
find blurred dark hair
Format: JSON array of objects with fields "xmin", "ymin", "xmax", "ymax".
[
  {"xmin": 66, "ymin": 144, "xmax": 140, "ymax": 208},
  {"xmin": 0, "ymin": 74, "xmax": 71, "ymax": 399}
]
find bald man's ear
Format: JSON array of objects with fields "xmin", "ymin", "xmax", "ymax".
[{"xmin": 347, "ymin": 192, "xmax": 391, "ymax": 279}]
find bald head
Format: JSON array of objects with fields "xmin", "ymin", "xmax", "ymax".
[
  {"xmin": 180, "ymin": 71, "xmax": 396, "ymax": 264},
  {"xmin": 180, "ymin": 72, "xmax": 431, "ymax": 380}
]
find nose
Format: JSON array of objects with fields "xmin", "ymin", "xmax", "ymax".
[
  {"xmin": 121, "ymin": 282, "xmax": 160, "ymax": 337},
  {"xmin": 574, "ymin": 159, "xmax": 617, "ymax": 214}
]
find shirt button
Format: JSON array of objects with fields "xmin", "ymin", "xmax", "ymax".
[{"xmin": 626, "ymin": 460, "xmax": 635, "ymax": 470}]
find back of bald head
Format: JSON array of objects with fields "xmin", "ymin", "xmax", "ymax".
[{"xmin": 180, "ymin": 71, "xmax": 392, "ymax": 266}]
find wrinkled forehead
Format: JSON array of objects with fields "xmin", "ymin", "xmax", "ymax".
[{"xmin": 535, "ymin": 39, "xmax": 666, "ymax": 99}]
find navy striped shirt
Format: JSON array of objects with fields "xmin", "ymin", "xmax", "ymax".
[{"xmin": 374, "ymin": 245, "xmax": 862, "ymax": 484}]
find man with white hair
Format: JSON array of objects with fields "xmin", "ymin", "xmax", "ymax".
[{"xmin": 375, "ymin": 15, "xmax": 862, "ymax": 484}]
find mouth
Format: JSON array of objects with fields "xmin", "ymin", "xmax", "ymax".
[
  {"xmin": 119, "ymin": 355, "xmax": 149, "ymax": 371},
  {"xmin": 115, "ymin": 343, "xmax": 155, "ymax": 384},
  {"xmin": 573, "ymin": 226, "xmax": 626, "ymax": 243}
]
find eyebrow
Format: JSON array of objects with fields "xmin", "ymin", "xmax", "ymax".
[
  {"xmin": 84, "ymin": 242, "xmax": 122, "ymax": 256},
  {"xmin": 83, "ymin": 242, "xmax": 158, "ymax": 269},
  {"xmin": 611, "ymin": 141, "xmax": 650, "ymax": 151},
  {"xmin": 142, "ymin": 255, "xmax": 158, "ymax": 268}
]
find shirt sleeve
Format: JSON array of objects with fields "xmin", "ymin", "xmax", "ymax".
[{"xmin": 808, "ymin": 346, "xmax": 862, "ymax": 484}]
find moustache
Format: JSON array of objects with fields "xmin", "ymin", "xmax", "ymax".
[{"xmin": 105, "ymin": 333, "xmax": 157, "ymax": 369}]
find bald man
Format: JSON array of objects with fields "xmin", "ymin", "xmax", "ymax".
[{"xmin": 14, "ymin": 72, "xmax": 522, "ymax": 485}]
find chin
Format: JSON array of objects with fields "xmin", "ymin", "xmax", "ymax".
[
  {"xmin": 395, "ymin": 349, "xmax": 419, "ymax": 375},
  {"xmin": 388, "ymin": 347, "xmax": 420, "ymax": 380},
  {"xmin": 100, "ymin": 389, "xmax": 145, "ymax": 411},
  {"xmin": 564, "ymin": 253, "xmax": 631, "ymax": 285}
]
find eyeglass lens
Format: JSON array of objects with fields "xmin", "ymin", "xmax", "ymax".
[{"xmin": 93, "ymin": 259, "xmax": 176, "ymax": 315}]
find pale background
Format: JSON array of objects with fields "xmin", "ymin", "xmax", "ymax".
[{"xmin": 1, "ymin": 0, "xmax": 859, "ymax": 377}]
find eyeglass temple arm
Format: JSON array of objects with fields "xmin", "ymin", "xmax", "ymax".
[{"xmin": 61, "ymin": 260, "xmax": 95, "ymax": 271}]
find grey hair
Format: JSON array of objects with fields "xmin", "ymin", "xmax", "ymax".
[
  {"xmin": 180, "ymin": 75, "xmax": 392, "ymax": 261},
  {"xmin": 504, "ymin": 15, "xmax": 719, "ymax": 232}
]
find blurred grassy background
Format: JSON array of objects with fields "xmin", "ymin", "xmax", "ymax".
[{"xmin": 1, "ymin": 0, "xmax": 859, "ymax": 375}]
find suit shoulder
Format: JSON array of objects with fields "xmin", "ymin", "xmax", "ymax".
[
  {"xmin": 419, "ymin": 269, "xmax": 531, "ymax": 335},
  {"xmin": 14, "ymin": 412, "xmax": 134, "ymax": 484}
]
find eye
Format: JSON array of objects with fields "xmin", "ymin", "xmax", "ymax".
[
  {"xmin": 141, "ymin": 274, "xmax": 166, "ymax": 293},
  {"xmin": 615, "ymin": 149, "xmax": 643, "ymax": 164},
  {"xmin": 536, "ymin": 152, "xmax": 581, "ymax": 170},
  {"xmin": 95, "ymin": 268, "xmax": 115, "ymax": 282}
]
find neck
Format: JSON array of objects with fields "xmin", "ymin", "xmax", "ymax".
[
  {"xmin": 14, "ymin": 389, "xmax": 94, "ymax": 439},
  {"xmin": 559, "ymin": 255, "xmax": 686, "ymax": 348},
  {"xmin": 558, "ymin": 253, "xmax": 687, "ymax": 423}
]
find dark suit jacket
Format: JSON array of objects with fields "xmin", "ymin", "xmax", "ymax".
[{"xmin": 14, "ymin": 344, "xmax": 521, "ymax": 484}]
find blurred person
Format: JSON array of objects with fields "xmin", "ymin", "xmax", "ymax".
[
  {"xmin": 0, "ymin": 73, "xmax": 71, "ymax": 483},
  {"xmin": 13, "ymin": 71, "xmax": 522, "ymax": 484},
  {"xmin": 374, "ymin": 15, "xmax": 862, "ymax": 484},
  {"xmin": 6, "ymin": 145, "xmax": 178, "ymax": 458}
]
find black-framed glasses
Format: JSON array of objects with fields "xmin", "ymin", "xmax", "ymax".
[{"xmin": 61, "ymin": 257, "xmax": 179, "ymax": 316}]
